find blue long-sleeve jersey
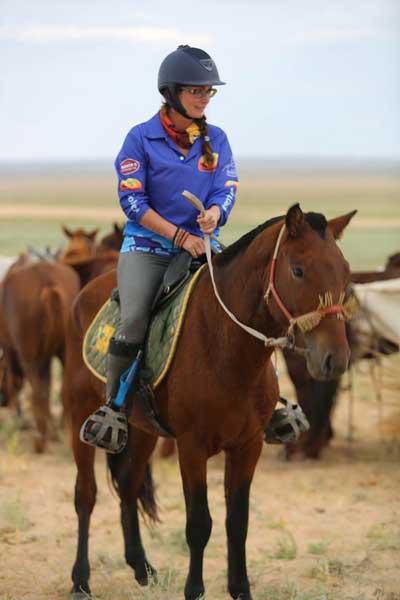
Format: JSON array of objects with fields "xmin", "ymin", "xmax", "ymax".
[{"xmin": 115, "ymin": 112, "xmax": 238, "ymax": 256}]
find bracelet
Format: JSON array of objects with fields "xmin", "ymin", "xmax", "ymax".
[
  {"xmin": 174, "ymin": 229, "xmax": 184, "ymax": 247},
  {"xmin": 174, "ymin": 228, "xmax": 187, "ymax": 248},
  {"xmin": 178, "ymin": 231, "xmax": 189, "ymax": 248},
  {"xmin": 172, "ymin": 226, "xmax": 181, "ymax": 247}
]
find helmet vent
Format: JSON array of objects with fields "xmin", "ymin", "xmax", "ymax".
[{"xmin": 199, "ymin": 59, "xmax": 213, "ymax": 72}]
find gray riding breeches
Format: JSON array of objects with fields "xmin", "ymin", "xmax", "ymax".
[{"xmin": 115, "ymin": 251, "xmax": 171, "ymax": 345}]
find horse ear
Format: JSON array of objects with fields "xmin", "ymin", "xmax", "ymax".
[
  {"xmin": 62, "ymin": 225, "xmax": 72, "ymax": 239},
  {"xmin": 285, "ymin": 203, "xmax": 305, "ymax": 238},
  {"xmin": 328, "ymin": 210, "xmax": 357, "ymax": 240},
  {"xmin": 88, "ymin": 228, "xmax": 99, "ymax": 241}
]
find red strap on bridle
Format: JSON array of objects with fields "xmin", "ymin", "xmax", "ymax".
[{"xmin": 268, "ymin": 257, "xmax": 293, "ymax": 322}]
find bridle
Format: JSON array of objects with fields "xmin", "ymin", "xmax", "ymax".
[
  {"xmin": 204, "ymin": 223, "xmax": 356, "ymax": 351},
  {"xmin": 264, "ymin": 224, "xmax": 354, "ymax": 339}
]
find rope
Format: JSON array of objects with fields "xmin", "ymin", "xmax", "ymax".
[{"xmin": 204, "ymin": 233, "xmax": 292, "ymax": 349}]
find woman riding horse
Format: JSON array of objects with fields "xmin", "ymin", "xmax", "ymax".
[{"xmin": 80, "ymin": 45, "xmax": 305, "ymax": 453}]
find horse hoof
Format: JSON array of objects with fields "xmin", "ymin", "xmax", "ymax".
[
  {"xmin": 33, "ymin": 437, "xmax": 46, "ymax": 453},
  {"xmin": 70, "ymin": 584, "xmax": 91, "ymax": 599},
  {"xmin": 135, "ymin": 562, "xmax": 157, "ymax": 586}
]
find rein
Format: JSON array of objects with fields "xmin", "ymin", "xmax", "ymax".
[
  {"xmin": 204, "ymin": 231, "xmax": 292, "ymax": 349},
  {"xmin": 204, "ymin": 223, "xmax": 357, "ymax": 351}
]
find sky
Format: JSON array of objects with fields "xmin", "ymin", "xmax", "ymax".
[{"xmin": 1, "ymin": 0, "xmax": 399, "ymax": 161}]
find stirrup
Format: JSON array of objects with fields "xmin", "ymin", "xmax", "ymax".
[
  {"xmin": 264, "ymin": 398, "xmax": 310, "ymax": 445},
  {"xmin": 79, "ymin": 404, "xmax": 128, "ymax": 454}
]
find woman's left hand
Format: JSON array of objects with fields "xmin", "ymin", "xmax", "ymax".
[{"xmin": 197, "ymin": 205, "xmax": 221, "ymax": 234}]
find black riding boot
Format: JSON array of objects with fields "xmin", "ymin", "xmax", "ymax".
[{"xmin": 80, "ymin": 338, "xmax": 143, "ymax": 453}]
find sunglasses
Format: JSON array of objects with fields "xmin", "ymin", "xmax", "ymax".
[{"xmin": 180, "ymin": 87, "xmax": 218, "ymax": 98}]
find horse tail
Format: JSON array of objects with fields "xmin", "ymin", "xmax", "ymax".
[{"xmin": 106, "ymin": 434, "xmax": 159, "ymax": 524}]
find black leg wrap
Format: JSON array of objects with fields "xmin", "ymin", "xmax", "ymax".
[{"xmin": 109, "ymin": 337, "xmax": 142, "ymax": 358}]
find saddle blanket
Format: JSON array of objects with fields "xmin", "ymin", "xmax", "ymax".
[{"xmin": 83, "ymin": 266, "xmax": 205, "ymax": 389}]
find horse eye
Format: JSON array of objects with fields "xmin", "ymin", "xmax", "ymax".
[{"xmin": 292, "ymin": 266, "xmax": 304, "ymax": 278}]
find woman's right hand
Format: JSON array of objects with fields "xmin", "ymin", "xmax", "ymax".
[{"xmin": 182, "ymin": 234, "xmax": 206, "ymax": 259}]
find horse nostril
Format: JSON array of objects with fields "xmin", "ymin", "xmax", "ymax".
[{"xmin": 324, "ymin": 352, "xmax": 334, "ymax": 376}]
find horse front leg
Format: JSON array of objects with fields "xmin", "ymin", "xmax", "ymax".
[
  {"xmin": 107, "ymin": 427, "xmax": 158, "ymax": 586},
  {"xmin": 224, "ymin": 435, "xmax": 263, "ymax": 600},
  {"xmin": 177, "ymin": 437, "xmax": 211, "ymax": 600}
]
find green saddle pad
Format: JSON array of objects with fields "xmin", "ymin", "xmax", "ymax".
[{"xmin": 83, "ymin": 265, "xmax": 205, "ymax": 389}]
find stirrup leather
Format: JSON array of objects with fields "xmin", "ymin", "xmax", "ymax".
[
  {"xmin": 264, "ymin": 398, "xmax": 310, "ymax": 445},
  {"xmin": 80, "ymin": 404, "xmax": 128, "ymax": 454}
]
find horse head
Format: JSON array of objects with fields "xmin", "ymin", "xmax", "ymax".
[
  {"xmin": 266, "ymin": 203, "xmax": 357, "ymax": 380},
  {"xmin": 60, "ymin": 225, "xmax": 99, "ymax": 261},
  {"xmin": 98, "ymin": 222, "xmax": 124, "ymax": 253}
]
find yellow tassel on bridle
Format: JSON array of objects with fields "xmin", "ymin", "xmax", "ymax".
[{"xmin": 289, "ymin": 291, "xmax": 359, "ymax": 334}]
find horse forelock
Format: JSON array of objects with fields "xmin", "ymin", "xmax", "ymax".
[
  {"xmin": 304, "ymin": 212, "xmax": 328, "ymax": 239},
  {"xmin": 216, "ymin": 211, "xmax": 328, "ymax": 266}
]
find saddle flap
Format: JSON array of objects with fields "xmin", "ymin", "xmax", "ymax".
[{"xmin": 152, "ymin": 250, "xmax": 193, "ymax": 311}]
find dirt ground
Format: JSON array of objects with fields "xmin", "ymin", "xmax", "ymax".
[{"xmin": 0, "ymin": 355, "xmax": 399, "ymax": 600}]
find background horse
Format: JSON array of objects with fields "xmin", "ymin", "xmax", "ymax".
[
  {"xmin": 62, "ymin": 204, "xmax": 355, "ymax": 600},
  {"xmin": 283, "ymin": 251, "xmax": 400, "ymax": 459},
  {"xmin": 60, "ymin": 224, "xmax": 121, "ymax": 288},
  {"xmin": 0, "ymin": 260, "xmax": 80, "ymax": 452}
]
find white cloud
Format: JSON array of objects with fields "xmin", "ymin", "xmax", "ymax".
[{"xmin": 0, "ymin": 25, "xmax": 212, "ymax": 45}]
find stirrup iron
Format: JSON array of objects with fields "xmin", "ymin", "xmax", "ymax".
[
  {"xmin": 80, "ymin": 404, "xmax": 128, "ymax": 454},
  {"xmin": 264, "ymin": 398, "xmax": 310, "ymax": 445}
]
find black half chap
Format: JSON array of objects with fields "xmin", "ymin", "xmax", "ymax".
[{"xmin": 116, "ymin": 251, "xmax": 171, "ymax": 345}]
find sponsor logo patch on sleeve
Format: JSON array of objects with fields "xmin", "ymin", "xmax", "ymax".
[
  {"xmin": 120, "ymin": 158, "xmax": 140, "ymax": 175},
  {"xmin": 224, "ymin": 180, "xmax": 239, "ymax": 188},
  {"xmin": 223, "ymin": 156, "xmax": 238, "ymax": 178},
  {"xmin": 120, "ymin": 178, "xmax": 142, "ymax": 191}
]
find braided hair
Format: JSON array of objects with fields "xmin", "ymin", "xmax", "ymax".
[{"xmin": 194, "ymin": 116, "xmax": 214, "ymax": 168}]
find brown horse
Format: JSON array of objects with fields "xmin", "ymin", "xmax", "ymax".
[
  {"xmin": 60, "ymin": 224, "xmax": 121, "ymax": 288},
  {"xmin": 60, "ymin": 226, "xmax": 99, "ymax": 261},
  {"xmin": 0, "ymin": 261, "xmax": 80, "ymax": 452},
  {"xmin": 97, "ymin": 222, "xmax": 124, "ymax": 253},
  {"xmin": 63, "ymin": 204, "xmax": 355, "ymax": 600}
]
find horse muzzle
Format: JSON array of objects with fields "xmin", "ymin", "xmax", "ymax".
[{"xmin": 304, "ymin": 339, "xmax": 350, "ymax": 381}]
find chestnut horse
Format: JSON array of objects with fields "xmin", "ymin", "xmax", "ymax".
[{"xmin": 63, "ymin": 204, "xmax": 355, "ymax": 600}]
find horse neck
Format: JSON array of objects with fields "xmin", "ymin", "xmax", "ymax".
[{"xmin": 206, "ymin": 223, "xmax": 283, "ymax": 372}]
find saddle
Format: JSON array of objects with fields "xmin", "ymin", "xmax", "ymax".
[{"xmin": 83, "ymin": 252, "xmax": 206, "ymax": 423}]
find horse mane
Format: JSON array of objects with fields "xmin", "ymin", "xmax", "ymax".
[{"xmin": 216, "ymin": 211, "xmax": 328, "ymax": 266}]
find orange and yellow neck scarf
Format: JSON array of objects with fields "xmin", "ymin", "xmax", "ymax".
[{"xmin": 159, "ymin": 108, "xmax": 201, "ymax": 150}]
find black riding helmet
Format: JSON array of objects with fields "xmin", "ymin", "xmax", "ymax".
[{"xmin": 158, "ymin": 45, "xmax": 225, "ymax": 119}]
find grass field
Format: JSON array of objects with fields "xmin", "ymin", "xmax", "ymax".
[{"xmin": 0, "ymin": 161, "xmax": 399, "ymax": 269}]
